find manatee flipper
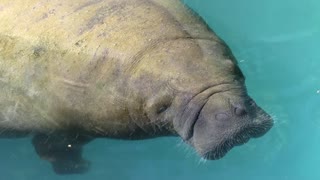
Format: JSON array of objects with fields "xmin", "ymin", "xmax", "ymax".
[{"xmin": 32, "ymin": 133, "xmax": 93, "ymax": 175}]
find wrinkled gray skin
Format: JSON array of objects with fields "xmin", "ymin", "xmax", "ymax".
[{"xmin": 0, "ymin": 0, "xmax": 273, "ymax": 174}]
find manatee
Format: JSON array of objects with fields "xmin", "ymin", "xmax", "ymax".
[{"xmin": 0, "ymin": 0, "xmax": 273, "ymax": 174}]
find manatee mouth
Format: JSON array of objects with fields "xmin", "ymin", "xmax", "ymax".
[
  {"xmin": 200, "ymin": 121, "xmax": 273, "ymax": 160},
  {"xmin": 201, "ymin": 129, "xmax": 251, "ymax": 160}
]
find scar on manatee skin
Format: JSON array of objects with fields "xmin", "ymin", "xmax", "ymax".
[
  {"xmin": 75, "ymin": 40, "xmax": 85, "ymax": 47},
  {"xmin": 58, "ymin": 78, "xmax": 90, "ymax": 88},
  {"xmin": 32, "ymin": 46, "xmax": 46, "ymax": 58},
  {"xmin": 97, "ymin": 32, "xmax": 107, "ymax": 38},
  {"xmin": 37, "ymin": 13, "xmax": 48, "ymax": 21},
  {"xmin": 74, "ymin": 0, "xmax": 104, "ymax": 13},
  {"xmin": 36, "ymin": 9, "xmax": 56, "ymax": 22}
]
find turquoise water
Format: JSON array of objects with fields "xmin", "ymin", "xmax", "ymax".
[{"xmin": 1, "ymin": 0, "xmax": 319, "ymax": 179}]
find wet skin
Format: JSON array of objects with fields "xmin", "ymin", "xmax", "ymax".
[{"xmin": 0, "ymin": 0, "xmax": 273, "ymax": 174}]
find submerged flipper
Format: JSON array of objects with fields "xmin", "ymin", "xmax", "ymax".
[{"xmin": 32, "ymin": 133, "xmax": 92, "ymax": 174}]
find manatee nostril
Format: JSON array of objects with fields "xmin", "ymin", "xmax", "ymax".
[
  {"xmin": 234, "ymin": 106, "xmax": 247, "ymax": 116},
  {"xmin": 215, "ymin": 113, "xmax": 229, "ymax": 121}
]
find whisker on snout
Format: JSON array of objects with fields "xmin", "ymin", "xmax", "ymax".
[
  {"xmin": 197, "ymin": 157, "xmax": 208, "ymax": 165},
  {"xmin": 176, "ymin": 139, "xmax": 198, "ymax": 159}
]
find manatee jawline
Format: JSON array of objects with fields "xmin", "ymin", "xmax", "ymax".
[{"xmin": 202, "ymin": 128, "xmax": 252, "ymax": 160}]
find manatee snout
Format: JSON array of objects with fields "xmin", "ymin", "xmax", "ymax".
[{"xmin": 178, "ymin": 88, "xmax": 273, "ymax": 160}]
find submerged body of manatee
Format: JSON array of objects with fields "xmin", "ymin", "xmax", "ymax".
[
  {"xmin": 1, "ymin": 0, "xmax": 319, "ymax": 179},
  {"xmin": 0, "ymin": 0, "xmax": 273, "ymax": 175}
]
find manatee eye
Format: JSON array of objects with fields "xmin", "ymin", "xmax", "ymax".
[
  {"xmin": 147, "ymin": 94, "xmax": 173, "ymax": 116},
  {"xmin": 156, "ymin": 104, "xmax": 170, "ymax": 114}
]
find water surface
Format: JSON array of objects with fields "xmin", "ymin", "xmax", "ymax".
[{"xmin": 1, "ymin": 0, "xmax": 319, "ymax": 179}]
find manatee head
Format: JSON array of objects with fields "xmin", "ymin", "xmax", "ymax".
[
  {"xmin": 127, "ymin": 38, "xmax": 273, "ymax": 159},
  {"xmin": 181, "ymin": 88, "xmax": 273, "ymax": 160}
]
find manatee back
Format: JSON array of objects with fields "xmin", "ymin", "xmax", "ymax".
[{"xmin": 0, "ymin": 0, "xmax": 217, "ymax": 133}]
